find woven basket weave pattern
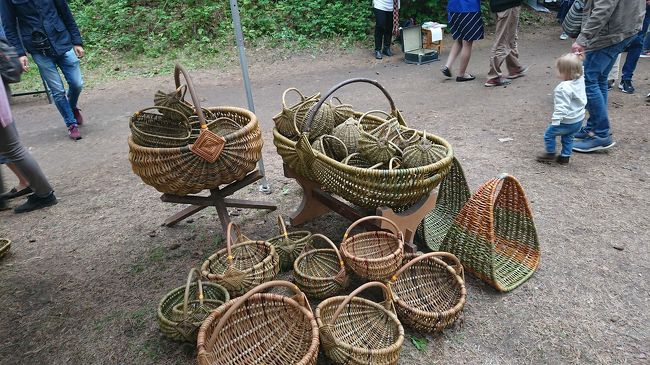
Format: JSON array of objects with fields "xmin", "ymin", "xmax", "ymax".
[
  {"xmin": 0, "ymin": 239, "xmax": 10, "ymax": 259},
  {"xmin": 293, "ymin": 234, "xmax": 349, "ymax": 299}
]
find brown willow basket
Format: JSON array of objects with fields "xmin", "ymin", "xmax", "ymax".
[
  {"xmin": 316, "ymin": 282, "xmax": 404, "ymax": 365},
  {"xmin": 272, "ymin": 88, "xmax": 320, "ymax": 139},
  {"xmin": 200, "ymin": 222, "xmax": 279, "ymax": 297},
  {"xmin": 340, "ymin": 216, "xmax": 404, "ymax": 281},
  {"xmin": 197, "ymin": 281, "xmax": 320, "ymax": 365},
  {"xmin": 157, "ymin": 268, "xmax": 230, "ymax": 342},
  {"xmin": 129, "ymin": 106, "xmax": 192, "ymax": 148},
  {"xmin": 441, "ymin": 174, "xmax": 541, "ymax": 292},
  {"xmin": 296, "ymin": 78, "xmax": 453, "ymax": 210},
  {"xmin": 0, "ymin": 239, "xmax": 10, "ymax": 259},
  {"xmin": 154, "ymin": 84, "xmax": 195, "ymax": 121},
  {"xmin": 128, "ymin": 64, "xmax": 263, "ymax": 196},
  {"xmin": 267, "ymin": 215, "xmax": 312, "ymax": 272},
  {"xmin": 293, "ymin": 234, "xmax": 349, "ymax": 299},
  {"xmin": 388, "ymin": 253, "xmax": 466, "ymax": 333},
  {"xmin": 417, "ymin": 157, "xmax": 470, "ymax": 251}
]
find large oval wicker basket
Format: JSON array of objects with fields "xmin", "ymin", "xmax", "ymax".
[
  {"xmin": 389, "ymin": 252, "xmax": 466, "ymax": 333},
  {"xmin": 267, "ymin": 215, "xmax": 312, "ymax": 272},
  {"xmin": 316, "ymin": 282, "xmax": 404, "ymax": 365},
  {"xmin": 275, "ymin": 78, "xmax": 453, "ymax": 210},
  {"xmin": 293, "ymin": 234, "xmax": 349, "ymax": 299},
  {"xmin": 0, "ymin": 239, "xmax": 10, "ymax": 259},
  {"xmin": 340, "ymin": 216, "xmax": 404, "ymax": 281},
  {"xmin": 197, "ymin": 280, "xmax": 320, "ymax": 365},
  {"xmin": 200, "ymin": 223, "xmax": 279, "ymax": 297},
  {"xmin": 157, "ymin": 268, "xmax": 230, "ymax": 342},
  {"xmin": 128, "ymin": 64, "xmax": 263, "ymax": 196}
]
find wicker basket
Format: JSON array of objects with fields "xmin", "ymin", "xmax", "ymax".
[
  {"xmin": 154, "ymin": 85, "xmax": 195, "ymax": 121},
  {"xmin": 328, "ymin": 96, "xmax": 355, "ymax": 126},
  {"xmin": 0, "ymin": 239, "xmax": 10, "ymax": 259},
  {"xmin": 401, "ymin": 131, "xmax": 448, "ymax": 168},
  {"xmin": 200, "ymin": 222, "xmax": 279, "ymax": 297},
  {"xmin": 417, "ymin": 157, "xmax": 470, "ymax": 251},
  {"xmin": 311, "ymin": 134, "xmax": 348, "ymax": 161},
  {"xmin": 293, "ymin": 234, "xmax": 349, "ymax": 299},
  {"xmin": 388, "ymin": 253, "xmax": 466, "ymax": 333},
  {"xmin": 340, "ymin": 216, "xmax": 404, "ymax": 281},
  {"xmin": 197, "ymin": 280, "xmax": 320, "ymax": 365},
  {"xmin": 273, "ymin": 88, "xmax": 320, "ymax": 139},
  {"xmin": 129, "ymin": 106, "xmax": 192, "ymax": 148},
  {"xmin": 441, "ymin": 173, "xmax": 541, "ymax": 292},
  {"xmin": 316, "ymin": 282, "xmax": 404, "ymax": 365},
  {"xmin": 293, "ymin": 78, "xmax": 454, "ymax": 210},
  {"xmin": 358, "ymin": 123, "xmax": 403, "ymax": 165},
  {"xmin": 267, "ymin": 215, "xmax": 312, "ymax": 272},
  {"xmin": 157, "ymin": 268, "xmax": 230, "ymax": 342},
  {"xmin": 331, "ymin": 117, "xmax": 361, "ymax": 153},
  {"xmin": 128, "ymin": 64, "xmax": 263, "ymax": 196}
]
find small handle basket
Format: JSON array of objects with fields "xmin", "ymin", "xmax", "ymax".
[
  {"xmin": 293, "ymin": 234, "xmax": 349, "ymax": 299},
  {"xmin": 267, "ymin": 215, "xmax": 312, "ymax": 272},
  {"xmin": 441, "ymin": 174, "xmax": 541, "ymax": 292}
]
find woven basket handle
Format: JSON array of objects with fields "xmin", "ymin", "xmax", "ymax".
[
  {"xmin": 359, "ymin": 109, "xmax": 394, "ymax": 128},
  {"xmin": 343, "ymin": 215, "xmax": 404, "ymax": 242},
  {"xmin": 209, "ymin": 280, "xmax": 310, "ymax": 345},
  {"xmin": 282, "ymin": 87, "xmax": 311, "ymax": 109},
  {"xmin": 277, "ymin": 215, "xmax": 289, "ymax": 239},
  {"xmin": 134, "ymin": 106, "xmax": 192, "ymax": 125},
  {"xmin": 303, "ymin": 78, "xmax": 404, "ymax": 134},
  {"xmin": 225, "ymin": 222, "xmax": 246, "ymax": 265},
  {"xmin": 181, "ymin": 268, "xmax": 204, "ymax": 318},
  {"xmin": 329, "ymin": 281, "xmax": 394, "ymax": 325},
  {"xmin": 390, "ymin": 252, "xmax": 464, "ymax": 282},
  {"xmin": 306, "ymin": 234, "xmax": 345, "ymax": 270},
  {"xmin": 388, "ymin": 156, "xmax": 401, "ymax": 170},
  {"xmin": 174, "ymin": 63, "xmax": 207, "ymax": 129},
  {"xmin": 341, "ymin": 153, "xmax": 383, "ymax": 170}
]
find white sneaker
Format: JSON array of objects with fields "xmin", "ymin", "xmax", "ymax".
[
  {"xmin": 559, "ymin": 32, "xmax": 569, "ymax": 40},
  {"xmin": 639, "ymin": 51, "xmax": 650, "ymax": 58}
]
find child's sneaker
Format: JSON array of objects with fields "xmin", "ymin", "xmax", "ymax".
[
  {"xmin": 556, "ymin": 155, "xmax": 570, "ymax": 165},
  {"xmin": 536, "ymin": 152, "xmax": 556, "ymax": 163},
  {"xmin": 559, "ymin": 32, "xmax": 569, "ymax": 40},
  {"xmin": 68, "ymin": 124, "xmax": 82, "ymax": 140}
]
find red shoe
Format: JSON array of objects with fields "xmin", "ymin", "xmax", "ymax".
[
  {"xmin": 68, "ymin": 124, "xmax": 82, "ymax": 140},
  {"xmin": 507, "ymin": 65, "xmax": 530, "ymax": 79},
  {"xmin": 73, "ymin": 108, "xmax": 84, "ymax": 125},
  {"xmin": 484, "ymin": 77, "xmax": 511, "ymax": 87}
]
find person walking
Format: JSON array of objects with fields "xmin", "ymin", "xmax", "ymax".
[
  {"xmin": 485, "ymin": 0, "xmax": 529, "ymax": 87},
  {"xmin": 617, "ymin": 3, "xmax": 650, "ymax": 94},
  {"xmin": 373, "ymin": 0, "xmax": 400, "ymax": 60},
  {"xmin": 0, "ymin": 0, "xmax": 85, "ymax": 140},
  {"xmin": 571, "ymin": 0, "xmax": 646, "ymax": 153},
  {"xmin": 440, "ymin": 0, "xmax": 484, "ymax": 82},
  {"xmin": 557, "ymin": 0, "xmax": 576, "ymax": 40}
]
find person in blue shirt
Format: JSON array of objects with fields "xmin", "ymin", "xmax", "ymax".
[
  {"xmin": 0, "ymin": 0, "xmax": 86, "ymax": 140},
  {"xmin": 440, "ymin": 0, "xmax": 485, "ymax": 82}
]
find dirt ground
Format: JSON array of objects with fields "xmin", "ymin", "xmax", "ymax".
[{"xmin": 1, "ymin": 21, "xmax": 649, "ymax": 365}]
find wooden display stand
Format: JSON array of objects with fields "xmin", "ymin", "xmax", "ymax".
[
  {"xmin": 284, "ymin": 165, "xmax": 436, "ymax": 253},
  {"xmin": 160, "ymin": 170, "xmax": 277, "ymax": 233}
]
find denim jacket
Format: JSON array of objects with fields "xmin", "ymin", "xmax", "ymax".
[{"xmin": 0, "ymin": 0, "xmax": 83, "ymax": 57}]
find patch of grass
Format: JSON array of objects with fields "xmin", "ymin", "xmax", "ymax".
[
  {"xmin": 149, "ymin": 246, "xmax": 165, "ymax": 263},
  {"xmin": 93, "ymin": 310, "xmax": 122, "ymax": 331}
]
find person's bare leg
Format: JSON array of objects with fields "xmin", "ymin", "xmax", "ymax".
[
  {"xmin": 445, "ymin": 40, "xmax": 462, "ymax": 70},
  {"xmin": 7, "ymin": 163, "xmax": 29, "ymax": 190},
  {"xmin": 458, "ymin": 40, "xmax": 474, "ymax": 77}
]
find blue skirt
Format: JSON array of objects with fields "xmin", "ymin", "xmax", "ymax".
[{"xmin": 448, "ymin": 12, "xmax": 484, "ymax": 41}]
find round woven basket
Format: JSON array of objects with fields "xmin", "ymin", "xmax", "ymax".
[
  {"xmin": 197, "ymin": 280, "xmax": 320, "ymax": 365},
  {"xmin": 154, "ymin": 84, "xmax": 195, "ymax": 122},
  {"xmin": 0, "ymin": 239, "xmax": 10, "ymax": 259},
  {"xmin": 402, "ymin": 131, "xmax": 448, "ymax": 168},
  {"xmin": 293, "ymin": 234, "xmax": 349, "ymax": 299},
  {"xmin": 272, "ymin": 88, "xmax": 320, "ymax": 139},
  {"xmin": 267, "ymin": 216, "xmax": 312, "ymax": 272},
  {"xmin": 328, "ymin": 96, "xmax": 355, "ymax": 126},
  {"xmin": 340, "ymin": 216, "xmax": 404, "ymax": 281},
  {"xmin": 316, "ymin": 282, "xmax": 404, "ymax": 365},
  {"xmin": 129, "ymin": 106, "xmax": 192, "ymax": 148},
  {"xmin": 201, "ymin": 222, "xmax": 279, "ymax": 297},
  {"xmin": 389, "ymin": 253, "xmax": 466, "ymax": 333},
  {"xmin": 157, "ymin": 268, "xmax": 230, "ymax": 342}
]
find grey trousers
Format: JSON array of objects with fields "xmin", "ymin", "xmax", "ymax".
[{"xmin": 0, "ymin": 121, "xmax": 53, "ymax": 196}]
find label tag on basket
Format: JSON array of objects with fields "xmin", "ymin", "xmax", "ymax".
[{"xmin": 190, "ymin": 129, "xmax": 226, "ymax": 163}]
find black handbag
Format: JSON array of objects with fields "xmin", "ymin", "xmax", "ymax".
[
  {"xmin": 0, "ymin": 38, "xmax": 22, "ymax": 84},
  {"xmin": 561, "ymin": 0, "xmax": 585, "ymax": 39}
]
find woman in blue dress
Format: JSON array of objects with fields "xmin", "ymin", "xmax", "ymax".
[{"xmin": 440, "ymin": 0, "xmax": 485, "ymax": 82}]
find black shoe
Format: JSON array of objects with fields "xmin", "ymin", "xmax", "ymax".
[
  {"xmin": 374, "ymin": 50, "xmax": 383, "ymax": 60},
  {"xmin": 456, "ymin": 74, "xmax": 476, "ymax": 82},
  {"xmin": 0, "ymin": 186, "xmax": 33, "ymax": 200},
  {"xmin": 382, "ymin": 47, "xmax": 393, "ymax": 57},
  {"xmin": 556, "ymin": 155, "xmax": 570, "ymax": 165},
  {"xmin": 440, "ymin": 66, "xmax": 452, "ymax": 78},
  {"xmin": 618, "ymin": 80, "xmax": 635, "ymax": 94},
  {"xmin": 14, "ymin": 192, "xmax": 58, "ymax": 214},
  {"xmin": 536, "ymin": 152, "xmax": 556, "ymax": 163}
]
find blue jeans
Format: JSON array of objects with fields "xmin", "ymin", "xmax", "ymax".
[
  {"xmin": 582, "ymin": 35, "xmax": 635, "ymax": 138},
  {"xmin": 621, "ymin": 8, "xmax": 650, "ymax": 80},
  {"xmin": 544, "ymin": 121, "xmax": 582, "ymax": 157},
  {"xmin": 32, "ymin": 49, "xmax": 84, "ymax": 127}
]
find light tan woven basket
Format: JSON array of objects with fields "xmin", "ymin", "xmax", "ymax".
[
  {"xmin": 293, "ymin": 234, "xmax": 349, "ymax": 299},
  {"xmin": 267, "ymin": 215, "xmax": 312, "ymax": 272}
]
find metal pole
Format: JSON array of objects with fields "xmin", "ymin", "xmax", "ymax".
[{"xmin": 228, "ymin": 0, "xmax": 271, "ymax": 194}]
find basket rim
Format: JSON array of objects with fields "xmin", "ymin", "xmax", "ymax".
[
  {"xmin": 267, "ymin": 230, "xmax": 312, "ymax": 245},
  {"xmin": 0, "ymin": 239, "xmax": 10, "ymax": 257},
  {"xmin": 340, "ymin": 231, "xmax": 403, "ymax": 264},
  {"xmin": 390, "ymin": 256, "xmax": 467, "ymax": 319},
  {"xmin": 197, "ymin": 292, "xmax": 320, "ymax": 365},
  {"xmin": 200, "ymin": 240, "xmax": 275, "ymax": 279},
  {"xmin": 157, "ymin": 281, "xmax": 230, "ymax": 326},
  {"xmin": 129, "ymin": 106, "xmax": 193, "ymax": 143},
  {"xmin": 294, "ymin": 248, "xmax": 343, "ymax": 282},
  {"xmin": 316, "ymin": 296, "xmax": 405, "ymax": 354}
]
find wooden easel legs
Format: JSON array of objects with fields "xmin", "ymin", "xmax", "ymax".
[{"xmin": 160, "ymin": 170, "xmax": 277, "ymax": 233}]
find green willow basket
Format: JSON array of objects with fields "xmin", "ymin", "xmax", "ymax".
[
  {"xmin": 441, "ymin": 173, "xmax": 541, "ymax": 292},
  {"xmin": 267, "ymin": 215, "xmax": 312, "ymax": 272}
]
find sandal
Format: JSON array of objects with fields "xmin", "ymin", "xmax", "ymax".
[
  {"xmin": 440, "ymin": 66, "xmax": 452, "ymax": 78},
  {"xmin": 456, "ymin": 74, "xmax": 476, "ymax": 82}
]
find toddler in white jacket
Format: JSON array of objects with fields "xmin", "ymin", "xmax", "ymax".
[{"xmin": 537, "ymin": 53, "xmax": 587, "ymax": 164}]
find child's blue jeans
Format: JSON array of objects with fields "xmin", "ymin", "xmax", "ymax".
[{"xmin": 544, "ymin": 121, "xmax": 582, "ymax": 157}]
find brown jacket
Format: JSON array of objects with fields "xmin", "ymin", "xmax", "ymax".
[{"xmin": 576, "ymin": 0, "xmax": 646, "ymax": 51}]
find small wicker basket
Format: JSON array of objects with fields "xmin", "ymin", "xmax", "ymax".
[
  {"xmin": 316, "ymin": 282, "xmax": 405, "ymax": 365},
  {"xmin": 267, "ymin": 215, "xmax": 312, "ymax": 272},
  {"xmin": 0, "ymin": 239, "xmax": 10, "ymax": 259},
  {"xmin": 157, "ymin": 268, "xmax": 230, "ymax": 342},
  {"xmin": 197, "ymin": 280, "xmax": 320, "ymax": 365},
  {"xmin": 388, "ymin": 252, "xmax": 466, "ymax": 333},
  {"xmin": 293, "ymin": 234, "xmax": 349, "ymax": 299},
  {"xmin": 340, "ymin": 216, "xmax": 404, "ymax": 281},
  {"xmin": 201, "ymin": 222, "xmax": 279, "ymax": 297}
]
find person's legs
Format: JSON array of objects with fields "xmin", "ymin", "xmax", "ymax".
[
  {"xmin": 57, "ymin": 49, "xmax": 84, "ymax": 111},
  {"xmin": 487, "ymin": 9, "xmax": 513, "ymax": 80},
  {"xmin": 383, "ymin": 10, "xmax": 393, "ymax": 51},
  {"xmin": 31, "ymin": 52, "xmax": 77, "ymax": 127},
  {"xmin": 643, "ymin": 29, "xmax": 650, "ymax": 52},
  {"xmin": 445, "ymin": 40, "xmax": 462, "ymax": 70},
  {"xmin": 458, "ymin": 40, "xmax": 474, "ymax": 76},
  {"xmin": 543, "ymin": 125, "xmax": 559, "ymax": 154},
  {"xmin": 504, "ymin": 6, "xmax": 523, "ymax": 73},
  {"xmin": 0, "ymin": 123, "xmax": 53, "ymax": 196},
  {"xmin": 559, "ymin": 122, "xmax": 583, "ymax": 157},
  {"xmin": 374, "ymin": 8, "xmax": 384, "ymax": 52},
  {"xmin": 620, "ymin": 33, "xmax": 643, "ymax": 82},
  {"xmin": 607, "ymin": 53, "xmax": 621, "ymax": 87},
  {"xmin": 6, "ymin": 163, "xmax": 29, "ymax": 189}
]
